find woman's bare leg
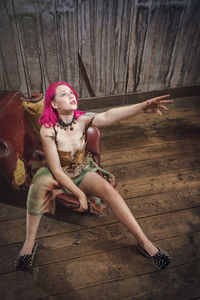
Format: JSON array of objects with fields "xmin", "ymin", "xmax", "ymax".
[
  {"xmin": 79, "ymin": 172, "xmax": 158, "ymax": 256},
  {"xmin": 19, "ymin": 172, "xmax": 58, "ymax": 256},
  {"xmin": 19, "ymin": 211, "xmax": 42, "ymax": 255}
]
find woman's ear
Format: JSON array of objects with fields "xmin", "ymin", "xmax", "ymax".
[{"xmin": 51, "ymin": 101, "xmax": 57, "ymax": 109}]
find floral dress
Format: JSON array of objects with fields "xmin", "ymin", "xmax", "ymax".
[{"xmin": 27, "ymin": 114, "xmax": 115, "ymax": 216}]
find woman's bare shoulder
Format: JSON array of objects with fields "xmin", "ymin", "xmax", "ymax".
[
  {"xmin": 80, "ymin": 112, "xmax": 96, "ymax": 118},
  {"xmin": 40, "ymin": 125, "xmax": 55, "ymax": 138},
  {"xmin": 78, "ymin": 112, "xmax": 96, "ymax": 128}
]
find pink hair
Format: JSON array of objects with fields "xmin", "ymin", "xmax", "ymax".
[{"xmin": 39, "ymin": 81, "xmax": 85, "ymax": 128}]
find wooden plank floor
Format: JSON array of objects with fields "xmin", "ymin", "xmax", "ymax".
[{"xmin": 0, "ymin": 96, "xmax": 200, "ymax": 300}]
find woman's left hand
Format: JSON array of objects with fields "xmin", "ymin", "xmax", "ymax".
[{"xmin": 142, "ymin": 94, "xmax": 173, "ymax": 117}]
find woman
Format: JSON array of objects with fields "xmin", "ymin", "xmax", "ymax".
[{"xmin": 15, "ymin": 81, "xmax": 173, "ymax": 271}]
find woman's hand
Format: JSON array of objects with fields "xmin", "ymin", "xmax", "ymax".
[
  {"xmin": 73, "ymin": 192, "xmax": 88, "ymax": 213},
  {"xmin": 142, "ymin": 94, "xmax": 173, "ymax": 117}
]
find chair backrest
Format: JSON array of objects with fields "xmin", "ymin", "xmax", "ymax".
[
  {"xmin": 0, "ymin": 91, "xmax": 38, "ymax": 161},
  {"xmin": 86, "ymin": 126, "xmax": 101, "ymax": 165}
]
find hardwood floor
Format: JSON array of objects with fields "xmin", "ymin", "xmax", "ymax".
[{"xmin": 0, "ymin": 96, "xmax": 200, "ymax": 300}]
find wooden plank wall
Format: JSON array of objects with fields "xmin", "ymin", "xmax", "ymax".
[{"xmin": 0, "ymin": 0, "xmax": 200, "ymax": 98}]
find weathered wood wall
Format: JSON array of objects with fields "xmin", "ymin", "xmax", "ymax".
[{"xmin": 0, "ymin": 0, "xmax": 200, "ymax": 98}]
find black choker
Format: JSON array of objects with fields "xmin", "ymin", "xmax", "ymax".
[{"xmin": 57, "ymin": 115, "xmax": 76, "ymax": 130}]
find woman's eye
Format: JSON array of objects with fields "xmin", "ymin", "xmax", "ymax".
[{"xmin": 61, "ymin": 93, "xmax": 66, "ymax": 97}]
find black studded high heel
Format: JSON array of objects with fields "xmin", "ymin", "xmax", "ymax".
[
  {"xmin": 137, "ymin": 243, "xmax": 171, "ymax": 270},
  {"xmin": 15, "ymin": 242, "xmax": 37, "ymax": 271}
]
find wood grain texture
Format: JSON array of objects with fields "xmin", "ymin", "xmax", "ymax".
[
  {"xmin": 1, "ymin": 234, "xmax": 199, "ymax": 298},
  {"xmin": 0, "ymin": 0, "xmax": 199, "ymax": 97},
  {"xmin": 52, "ymin": 261, "xmax": 200, "ymax": 300},
  {"xmin": 1, "ymin": 205, "xmax": 200, "ymax": 274}
]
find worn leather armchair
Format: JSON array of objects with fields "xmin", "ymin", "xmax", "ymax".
[{"xmin": 0, "ymin": 91, "xmax": 103, "ymax": 214}]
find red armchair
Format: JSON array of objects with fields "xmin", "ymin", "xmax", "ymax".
[{"xmin": 0, "ymin": 91, "xmax": 103, "ymax": 214}]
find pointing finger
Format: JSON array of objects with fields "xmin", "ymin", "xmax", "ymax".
[
  {"xmin": 159, "ymin": 100, "xmax": 173, "ymax": 104},
  {"xmin": 151, "ymin": 94, "xmax": 171, "ymax": 101}
]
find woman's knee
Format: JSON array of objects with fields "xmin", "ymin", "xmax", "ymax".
[
  {"xmin": 80, "ymin": 172, "xmax": 118, "ymax": 201},
  {"xmin": 32, "ymin": 174, "xmax": 57, "ymax": 190},
  {"xmin": 94, "ymin": 178, "xmax": 118, "ymax": 202},
  {"xmin": 27, "ymin": 174, "xmax": 58, "ymax": 215}
]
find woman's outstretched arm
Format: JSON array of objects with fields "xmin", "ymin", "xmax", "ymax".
[{"xmin": 91, "ymin": 94, "xmax": 173, "ymax": 127}]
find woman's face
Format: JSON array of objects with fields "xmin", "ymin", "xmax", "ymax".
[{"xmin": 52, "ymin": 84, "xmax": 77, "ymax": 113}]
